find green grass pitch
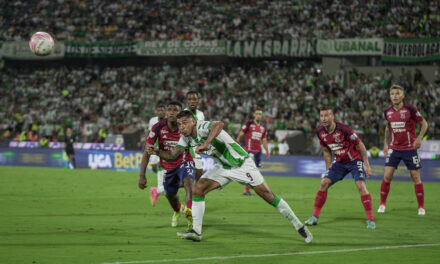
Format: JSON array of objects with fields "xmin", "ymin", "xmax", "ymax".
[{"xmin": 1, "ymin": 166, "xmax": 439, "ymax": 264}]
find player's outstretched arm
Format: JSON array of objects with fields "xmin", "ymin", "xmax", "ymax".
[
  {"xmin": 196, "ymin": 121, "xmax": 224, "ymax": 154},
  {"xmin": 322, "ymin": 146, "xmax": 332, "ymax": 170},
  {"xmin": 139, "ymin": 145, "xmax": 151, "ymax": 189},
  {"xmin": 414, "ymin": 119, "xmax": 428, "ymax": 149},
  {"xmin": 235, "ymin": 131, "xmax": 244, "ymax": 143},
  {"xmin": 262, "ymin": 138, "xmax": 270, "ymax": 158},
  {"xmin": 383, "ymin": 124, "xmax": 390, "ymax": 156},
  {"xmin": 158, "ymin": 147, "xmax": 185, "ymax": 161},
  {"xmin": 358, "ymin": 141, "xmax": 372, "ymax": 177}
]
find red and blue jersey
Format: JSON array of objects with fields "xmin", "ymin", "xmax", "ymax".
[
  {"xmin": 384, "ymin": 104, "xmax": 424, "ymax": 151},
  {"xmin": 241, "ymin": 121, "xmax": 267, "ymax": 153},
  {"xmin": 317, "ymin": 122, "xmax": 362, "ymax": 164},
  {"xmin": 147, "ymin": 119, "xmax": 193, "ymax": 171}
]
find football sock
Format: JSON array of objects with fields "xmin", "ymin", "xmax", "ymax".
[
  {"xmin": 271, "ymin": 195, "xmax": 303, "ymax": 230},
  {"xmin": 361, "ymin": 194, "xmax": 374, "ymax": 221},
  {"xmin": 414, "ymin": 183, "xmax": 424, "ymax": 209},
  {"xmin": 313, "ymin": 190, "xmax": 327, "ymax": 218},
  {"xmin": 172, "ymin": 202, "xmax": 181, "ymax": 213},
  {"xmin": 186, "ymin": 199, "xmax": 192, "ymax": 210},
  {"xmin": 157, "ymin": 186, "xmax": 164, "ymax": 194},
  {"xmin": 380, "ymin": 179, "xmax": 390, "ymax": 205},
  {"xmin": 157, "ymin": 171, "xmax": 164, "ymax": 194},
  {"xmin": 192, "ymin": 196, "xmax": 205, "ymax": 234}
]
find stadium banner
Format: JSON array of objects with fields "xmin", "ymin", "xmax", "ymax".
[
  {"xmin": 137, "ymin": 40, "xmax": 226, "ymax": 56},
  {"xmin": 317, "ymin": 38, "xmax": 383, "ymax": 55},
  {"xmin": 226, "ymin": 39, "xmax": 316, "ymax": 57},
  {"xmin": 64, "ymin": 41, "xmax": 137, "ymax": 58},
  {"xmin": 382, "ymin": 38, "xmax": 440, "ymax": 62},
  {"xmin": 0, "ymin": 148, "xmax": 65, "ymax": 168},
  {"xmin": 0, "ymin": 41, "xmax": 65, "ymax": 60},
  {"xmin": 8, "ymin": 140, "xmax": 125, "ymax": 151},
  {"xmin": 257, "ymin": 155, "xmax": 440, "ymax": 182}
]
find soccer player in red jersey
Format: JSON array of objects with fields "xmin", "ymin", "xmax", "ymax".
[
  {"xmin": 236, "ymin": 109, "xmax": 270, "ymax": 195},
  {"xmin": 139, "ymin": 101, "xmax": 195, "ymax": 229},
  {"xmin": 305, "ymin": 106, "xmax": 376, "ymax": 229},
  {"xmin": 378, "ymin": 84, "xmax": 428, "ymax": 215}
]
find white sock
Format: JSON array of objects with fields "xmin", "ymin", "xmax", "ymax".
[
  {"xmin": 276, "ymin": 198, "xmax": 303, "ymax": 230},
  {"xmin": 192, "ymin": 199, "xmax": 205, "ymax": 234},
  {"xmin": 157, "ymin": 170, "xmax": 165, "ymax": 194}
]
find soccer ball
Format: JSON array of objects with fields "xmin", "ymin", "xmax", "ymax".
[{"xmin": 29, "ymin": 32, "xmax": 55, "ymax": 56}]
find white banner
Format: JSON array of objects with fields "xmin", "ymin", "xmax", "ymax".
[
  {"xmin": 317, "ymin": 38, "xmax": 383, "ymax": 55},
  {"xmin": 0, "ymin": 41, "xmax": 65, "ymax": 60}
]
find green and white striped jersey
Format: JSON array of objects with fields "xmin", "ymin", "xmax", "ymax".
[
  {"xmin": 177, "ymin": 121, "xmax": 249, "ymax": 169},
  {"xmin": 184, "ymin": 107, "xmax": 205, "ymax": 121}
]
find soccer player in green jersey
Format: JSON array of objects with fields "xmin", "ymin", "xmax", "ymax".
[{"xmin": 147, "ymin": 110, "xmax": 312, "ymax": 243}]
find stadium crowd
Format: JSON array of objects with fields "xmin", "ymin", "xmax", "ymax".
[
  {"xmin": 1, "ymin": 63, "xmax": 439, "ymax": 146},
  {"xmin": 1, "ymin": 1, "xmax": 439, "ymax": 41}
]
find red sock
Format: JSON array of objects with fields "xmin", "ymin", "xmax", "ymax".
[
  {"xmin": 244, "ymin": 187, "xmax": 250, "ymax": 192},
  {"xmin": 414, "ymin": 183, "xmax": 424, "ymax": 209},
  {"xmin": 312, "ymin": 190, "xmax": 327, "ymax": 218},
  {"xmin": 361, "ymin": 194, "xmax": 374, "ymax": 221},
  {"xmin": 380, "ymin": 179, "xmax": 391, "ymax": 205},
  {"xmin": 172, "ymin": 202, "xmax": 181, "ymax": 213},
  {"xmin": 186, "ymin": 200, "xmax": 192, "ymax": 210}
]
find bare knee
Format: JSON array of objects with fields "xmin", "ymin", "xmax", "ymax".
[{"xmin": 319, "ymin": 178, "xmax": 331, "ymax": 192}]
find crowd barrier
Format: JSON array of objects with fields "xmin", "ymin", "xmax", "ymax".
[{"xmin": 1, "ymin": 148, "xmax": 439, "ymax": 182}]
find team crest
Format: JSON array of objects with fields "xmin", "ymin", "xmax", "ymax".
[
  {"xmin": 400, "ymin": 113, "xmax": 406, "ymax": 119},
  {"xmin": 334, "ymin": 137, "xmax": 340, "ymax": 143}
]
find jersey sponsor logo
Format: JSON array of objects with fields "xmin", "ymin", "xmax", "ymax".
[
  {"xmin": 390, "ymin": 122, "xmax": 405, "ymax": 128},
  {"xmin": 163, "ymin": 140, "xmax": 178, "ymax": 150},
  {"xmin": 399, "ymin": 109, "xmax": 408, "ymax": 113},
  {"xmin": 160, "ymin": 129, "xmax": 168, "ymax": 134},
  {"xmin": 334, "ymin": 149, "xmax": 346, "ymax": 155},
  {"xmin": 393, "ymin": 128, "xmax": 406, "ymax": 133},
  {"xmin": 350, "ymin": 133, "xmax": 358, "ymax": 141},
  {"xmin": 251, "ymin": 131, "xmax": 263, "ymax": 140},
  {"xmin": 327, "ymin": 143, "xmax": 343, "ymax": 151}
]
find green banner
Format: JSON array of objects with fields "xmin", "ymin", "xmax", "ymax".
[
  {"xmin": 226, "ymin": 39, "xmax": 316, "ymax": 57},
  {"xmin": 0, "ymin": 41, "xmax": 65, "ymax": 60},
  {"xmin": 137, "ymin": 40, "xmax": 226, "ymax": 56},
  {"xmin": 382, "ymin": 38, "xmax": 440, "ymax": 62},
  {"xmin": 317, "ymin": 38, "xmax": 383, "ymax": 55},
  {"xmin": 65, "ymin": 42, "xmax": 137, "ymax": 58}
]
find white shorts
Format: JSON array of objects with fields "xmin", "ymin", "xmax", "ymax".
[
  {"xmin": 194, "ymin": 155, "xmax": 203, "ymax": 170},
  {"xmin": 149, "ymin": 154, "xmax": 160, "ymax": 165},
  {"xmin": 201, "ymin": 158, "xmax": 264, "ymax": 188}
]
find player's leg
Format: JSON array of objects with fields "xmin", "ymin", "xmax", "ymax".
[
  {"xmin": 350, "ymin": 160, "xmax": 375, "ymax": 229},
  {"xmin": 402, "ymin": 150, "xmax": 424, "ymax": 214},
  {"xmin": 305, "ymin": 163, "xmax": 344, "ymax": 226},
  {"xmin": 163, "ymin": 171, "xmax": 182, "ymax": 227},
  {"xmin": 194, "ymin": 154, "xmax": 203, "ymax": 181},
  {"xmin": 379, "ymin": 150, "xmax": 401, "ymax": 213},
  {"xmin": 149, "ymin": 155, "xmax": 164, "ymax": 206},
  {"xmin": 177, "ymin": 165, "xmax": 225, "ymax": 241},
  {"xmin": 178, "ymin": 162, "xmax": 196, "ymax": 229},
  {"xmin": 252, "ymin": 181, "xmax": 312, "ymax": 243}
]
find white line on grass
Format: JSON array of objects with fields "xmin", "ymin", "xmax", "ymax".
[{"xmin": 101, "ymin": 243, "xmax": 440, "ymax": 264}]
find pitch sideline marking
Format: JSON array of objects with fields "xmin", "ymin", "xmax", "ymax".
[{"xmin": 101, "ymin": 243, "xmax": 440, "ymax": 264}]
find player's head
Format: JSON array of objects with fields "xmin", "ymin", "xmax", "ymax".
[
  {"xmin": 186, "ymin": 91, "xmax": 199, "ymax": 112},
  {"xmin": 389, "ymin": 84, "xmax": 405, "ymax": 105},
  {"xmin": 166, "ymin": 101, "xmax": 183, "ymax": 122},
  {"xmin": 156, "ymin": 103, "xmax": 166, "ymax": 119},
  {"xmin": 177, "ymin": 110, "xmax": 196, "ymax": 137},
  {"xmin": 253, "ymin": 109, "xmax": 263, "ymax": 122},
  {"xmin": 319, "ymin": 106, "xmax": 335, "ymax": 128}
]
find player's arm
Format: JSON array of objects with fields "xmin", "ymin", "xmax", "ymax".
[
  {"xmin": 383, "ymin": 123, "xmax": 390, "ymax": 156},
  {"xmin": 414, "ymin": 118, "xmax": 428, "ymax": 149},
  {"xmin": 195, "ymin": 121, "xmax": 224, "ymax": 154},
  {"xmin": 262, "ymin": 138, "xmax": 270, "ymax": 158},
  {"xmin": 153, "ymin": 146, "xmax": 184, "ymax": 161},
  {"xmin": 139, "ymin": 144, "xmax": 151, "ymax": 189},
  {"xmin": 357, "ymin": 141, "xmax": 372, "ymax": 177},
  {"xmin": 235, "ymin": 131, "xmax": 244, "ymax": 144},
  {"xmin": 322, "ymin": 146, "xmax": 332, "ymax": 170}
]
